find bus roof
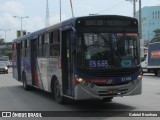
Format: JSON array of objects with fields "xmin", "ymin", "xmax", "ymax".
[{"xmin": 12, "ymin": 15, "xmax": 137, "ymax": 43}]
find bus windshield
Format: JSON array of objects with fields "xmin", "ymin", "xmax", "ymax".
[{"xmin": 76, "ymin": 32, "xmax": 139, "ymax": 70}]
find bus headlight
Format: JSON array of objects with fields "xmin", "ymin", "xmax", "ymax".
[
  {"xmin": 5, "ymin": 67, "xmax": 8, "ymax": 70},
  {"xmin": 75, "ymin": 75, "xmax": 89, "ymax": 86},
  {"xmin": 75, "ymin": 75, "xmax": 84, "ymax": 83},
  {"xmin": 77, "ymin": 78, "xmax": 83, "ymax": 83}
]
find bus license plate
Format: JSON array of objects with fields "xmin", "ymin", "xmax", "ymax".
[{"xmin": 108, "ymin": 89, "xmax": 119, "ymax": 94}]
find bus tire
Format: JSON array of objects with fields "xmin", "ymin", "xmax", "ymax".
[
  {"xmin": 22, "ymin": 73, "xmax": 30, "ymax": 91},
  {"xmin": 154, "ymin": 70, "xmax": 158, "ymax": 76},
  {"xmin": 53, "ymin": 79, "xmax": 66, "ymax": 104},
  {"xmin": 157, "ymin": 70, "xmax": 160, "ymax": 77},
  {"xmin": 102, "ymin": 97, "xmax": 113, "ymax": 103}
]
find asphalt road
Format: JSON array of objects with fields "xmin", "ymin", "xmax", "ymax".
[{"xmin": 0, "ymin": 68, "xmax": 160, "ymax": 120}]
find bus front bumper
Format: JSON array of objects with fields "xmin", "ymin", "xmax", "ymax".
[{"xmin": 74, "ymin": 78, "xmax": 142, "ymax": 100}]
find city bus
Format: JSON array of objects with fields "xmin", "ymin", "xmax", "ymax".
[{"xmin": 12, "ymin": 15, "xmax": 142, "ymax": 104}]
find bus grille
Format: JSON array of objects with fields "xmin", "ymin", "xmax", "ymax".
[
  {"xmin": 80, "ymin": 67, "xmax": 140, "ymax": 77},
  {"xmin": 95, "ymin": 81, "xmax": 130, "ymax": 86},
  {"xmin": 98, "ymin": 89, "xmax": 128, "ymax": 96}
]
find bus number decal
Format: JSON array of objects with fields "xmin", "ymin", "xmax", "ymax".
[
  {"xmin": 121, "ymin": 77, "xmax": 131, "ymax": 82},
  {"xmin": 89, "ymin": 60, "xmax": 108, "ymax": 68}
]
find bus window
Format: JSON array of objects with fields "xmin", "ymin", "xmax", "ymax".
[
  {"xmin": 21, "ymin": 40, "xmax": 26, "ymax": 57},
  {"xmin": 43, "ymin": 33, "xmax": 50, "ymax": 57},
  {"xmin": 27, "ymin": 39, "xmax": 30, "ymax": 47},
  {"xmin": 26, "ymin": 39, "xmax": 30, "ymax": 57},
  {"xmin": 50, "ymin": 30, "xmax": 60, "ymax": 57},
  {"xmin": 22, "ymin": 40, "xmax": 25, "ymax": 48},
  {"xmin": 37, "ymin": 35, "xmax": 43, "ymax": 57},
  {"xmin": 21, "ymin": 41, "xmax": 24, "ymax": 57}
]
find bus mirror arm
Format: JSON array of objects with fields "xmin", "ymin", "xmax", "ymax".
[{"xmin": 71, "ymin": 26, "xmax": 76, "ymax": 33}]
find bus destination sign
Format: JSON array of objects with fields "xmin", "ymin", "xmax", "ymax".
[
  {"xmin": 85, "ymin": 20, "xmax": 133, "ymax": 27},
  {"xmin": 77, "ymin": 19, "xmax": 138, "ymax": 27}
]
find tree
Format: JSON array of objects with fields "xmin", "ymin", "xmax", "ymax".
[
  {"xmin": 0, "ymin": 39, "xmax": 4, "ymax": 44},
  {"xmin": 150, "ymin": 29, "xmax": 160, "ymax": 43}
]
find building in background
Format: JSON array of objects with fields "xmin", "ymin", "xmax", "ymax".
[
  {"xmin": 0, "ymin": 30, "xmax": 28, "ymax": 60},
  {"xmin": 136, "ymin": 6, "xmax": 160, "ymax": 45}
]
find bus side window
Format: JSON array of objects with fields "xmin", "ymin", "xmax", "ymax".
[
  {"xmin": 21, "ymin": 40, "xmax": 26, "ymax": 57},
  {"xmin": 50, "ymin": 30, "xmax": 60, "ymax": 57},
  {"xmin": 43, "ymin": 33, "xmax": 50, "ymax": 57},
  {"xmin": 26, "ymin": 39, "xmax": 30, "ymax": 57},
  {"xmin": 37, "ymin": 35, "xmax": 43, "ymax": 57}
]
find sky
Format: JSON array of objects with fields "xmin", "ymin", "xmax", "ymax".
[{"xmin": 0, "ymin": 0, "xmax": 160, "ymax": 42}]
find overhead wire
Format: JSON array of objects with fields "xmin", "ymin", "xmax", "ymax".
[{"xmin": 95, "ymin": 0, "xmax": 125, "ymax": 14}]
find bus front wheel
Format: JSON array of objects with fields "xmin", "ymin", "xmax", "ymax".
[
  {"xmin": 53, "ymin": 79, "xmax": 66, "ymax": 104},
  {"xmin": 102, "ymin": 97, "xmax": 113, "ymax": 103}
]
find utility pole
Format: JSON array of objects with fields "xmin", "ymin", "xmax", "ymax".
[
  {"xmin": 133, "ymin": 0, "xmax": 136, "ymax": 18},
  {"xmin": 70, "ymin": 0, "xmax": 74, "ymax": 17},
  {"xmin": 139, "ymin": 0, "xmax": 142, "ymax": 39},
  {"xmin": 13, "ymin": 16, "xmax": 29, "ymax": 37},
  {"xmin": 60, "ymin": 0, "xmax": 61, "ymax": 22},
  {"xmin": 46, "ymin": 0, "xmax": 50, "ymax": 27},
  {"xmin": 126, "ymin": 0, "xmax": 142, "ymax": 39},
  {"xmin": 126, "ymin": 0, "xmax": 137, "ymax": 18}
]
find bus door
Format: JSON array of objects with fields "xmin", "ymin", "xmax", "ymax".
[
  {"xmin": 16, "ymin": 43, "xmax": 21, "ymax": 81},
  {"xmin": 30, "ymin": 38, "xmax": 38, "ymax": 86},
  {"xmin": 62, "ymin": 30, "xmax": 73, "ymax": 96}
]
